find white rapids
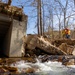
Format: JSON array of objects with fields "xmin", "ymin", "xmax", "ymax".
[{"xmin": 10, "ymin": 58, "xmax": 74, "ymax": 73}]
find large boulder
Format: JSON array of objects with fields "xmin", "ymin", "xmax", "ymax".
[
  {"xmin": 59, "ymin": 43, "xmax": 67, "ymax": 53},
  {"xmin": 59, "ymin": 43, "xmax": 75, "ymax": 55}
]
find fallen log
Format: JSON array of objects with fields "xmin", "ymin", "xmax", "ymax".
[
  {"xmin": 36, "ymin": 36, "xmax": 67, "ymax": 55},
  {"xmin": 24, "ymin": 35, "xmax": 67, "ymax": 55}
]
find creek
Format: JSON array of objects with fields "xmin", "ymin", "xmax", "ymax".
[{"xmin": 10, "ymin": 58, "xmax": 75, "ymax": 75}]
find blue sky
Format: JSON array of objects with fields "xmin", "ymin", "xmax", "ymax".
[
  {"xmin": 5, "ymin": 0, "xmax": 75, "ymax": 34},
  {"xmin": 10, "ymin": 0, "xmax": 37, "ymax": 34}
]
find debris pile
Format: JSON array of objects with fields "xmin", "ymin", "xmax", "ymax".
[
  {"xmin": 0, "ymin": 35, "xmax": 75, "ymax": 74},
  {"xmin": 23, "ymin": 35, "xmax": 75, "ymax": 56},
  {"xmin": 53, "ymin": 39, "xmax": 75, "ymax": 55},
  {"xmin": 0, "ymin": 2, "xmax": 23, "ymax": 20}
]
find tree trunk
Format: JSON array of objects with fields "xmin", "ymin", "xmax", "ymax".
[
  {"xmin": 8, "ymin": 0, "xmax": 12, "ymax": 5},
  {"xmin": 37, "ymin": 0, "xmax": 43, "ymax": 36},
  {"xmin": 59, "ymin": 19, "xmax": 61, "ymax": 38},
  {"xmin": 25, "ymin": 36, "xmax": 67, "ymax": 55}
]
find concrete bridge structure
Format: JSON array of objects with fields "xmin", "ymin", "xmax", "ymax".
[{"xmin": 0, "ymin": 13, "xmax": 27, "ymax": 57}]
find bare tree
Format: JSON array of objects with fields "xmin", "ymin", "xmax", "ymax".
[
  {"xmin": 11, "ymin": 0, "xmax": 75, "ymax": 36},
  {"xmin": 54, "ymin": 7, "xmax": 62, "ymax": 38},
  {"xmin": 8, "ymin": 0, "xmax": 12, "ymax": 5},
  {"xmin": 54, "ymin": 0, "xmax": 68, "ymax": 28},
  {"xmin": 37, "ymin": 0, "xmax": 43, "ymax": 35},
  {"xmin": 47, "ymin": 6, "xmax": 54, "ymax": 39}
]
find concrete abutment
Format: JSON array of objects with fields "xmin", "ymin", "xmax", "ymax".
[{"xmin": 0, "ymin": 13, "xmax": 27, "ymax": 57}]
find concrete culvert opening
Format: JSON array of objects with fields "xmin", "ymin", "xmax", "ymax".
[
  {"xmin": 0, "ymin": 17, "xmax": 12, "ymax": 57},
  {"xmin": 0, "ymin": 2, "xmax": 28, "ymax": 57}
]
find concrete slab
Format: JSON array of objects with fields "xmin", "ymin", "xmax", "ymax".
[
  {"xmin": 9, "ymin": 16, "xmax": 27, "ymax": 57},
  {"xmin": 0, "ymin": 14, "xmax": 27, "ymax": 57}
]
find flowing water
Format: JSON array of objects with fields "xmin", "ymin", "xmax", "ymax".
[{"xmin": 10, "ymin": 58, "xmax": 75, "ymax": 75}]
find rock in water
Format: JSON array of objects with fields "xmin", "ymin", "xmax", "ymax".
[
  {"xmin": 3, "ymin": 66, "xmax": 17, "ymax": 72},
  {"xmin": 64, "ymin": 59, "xmax": 75, "ymax": 66},
  {"xmin": 25, "ymin": 68, "xmax": 35, "ymax": 73}
]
